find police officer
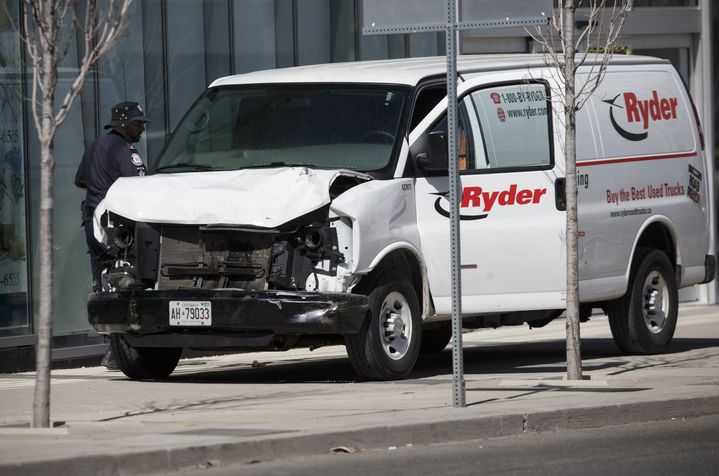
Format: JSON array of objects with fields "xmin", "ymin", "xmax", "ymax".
[
  {"xmin": 75, "ymin": 102, "xmax": 148, "ymax": 369},
  {"xmin": 75, "ymin": 101, "xmax": 149, "ymax": 292}
]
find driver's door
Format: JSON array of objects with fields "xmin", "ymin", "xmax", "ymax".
[{"xmin": 413, "ymin": 77, "xmax": 566, "ymax": 315}]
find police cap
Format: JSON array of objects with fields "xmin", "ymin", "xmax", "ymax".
[{"xmin": 104, "ymin": 101, "xmax": 150, "ymax": 129}]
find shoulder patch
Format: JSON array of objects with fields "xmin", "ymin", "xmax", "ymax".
[{"xmin": 130, "ymin": 153, "xmax": 144, "ymax": 166}]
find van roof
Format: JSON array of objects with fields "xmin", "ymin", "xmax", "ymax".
[{"xmin": 210, "ymin": 54, "xmax": 669, "ymax": 88}]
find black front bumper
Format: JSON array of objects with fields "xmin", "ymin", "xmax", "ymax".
[{"xmin": 88, "ymin": 289, "xmax": 368, "ymax": 347}]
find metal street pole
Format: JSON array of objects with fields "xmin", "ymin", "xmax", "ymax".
[
  {"xmin": 361, "ymin": 0, "xmax": 550, "ymax": 408},
  {"xmin": 446, "ymin": 0, "xmax": 465, "ymax": 408}
]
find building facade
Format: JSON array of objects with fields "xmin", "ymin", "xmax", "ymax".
[{"xmin": 0, "ymin": 0, "xmax": 715, "ymax": 370}]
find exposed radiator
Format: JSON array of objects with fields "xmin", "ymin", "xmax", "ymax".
[{"xmin": 157, "ymin": 226, "xmax": 272, "ymax": 291}]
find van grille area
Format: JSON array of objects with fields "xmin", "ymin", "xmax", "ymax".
[{"xmin": 158, "ymin": 226, "xmax": 272, "ymax": 290}]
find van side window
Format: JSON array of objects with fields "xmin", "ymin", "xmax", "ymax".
[
  {"xmin": 412, "ymin": 82, "xmax": 552, "ymax": 176},
  {"xmin": 414, "ymin": 101, "xmax": 475, "ymax": 174},
  {"xmin": 463, "ymin": 83, "xmax": 551, "ymax": 170},
  {"xmin": 410, "ymin": 86, "xmax": 447, "ymax": 131}
]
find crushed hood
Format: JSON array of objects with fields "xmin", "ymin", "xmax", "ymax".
[{"xmin": 97, "ymin": 167, "xmax": 371, "ymax": 228}]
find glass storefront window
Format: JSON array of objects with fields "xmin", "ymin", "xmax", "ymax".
[
  {"xmin": 330, "ymin": 0, "xmax": 357, "ymax": 62},
  {"xmin": 24, "ymin": 3, "xmax": 145, "ymax": 339},
  {"xmin": 99, "ymin": 2, "xmax": 147, "ymax": 155},
  {"xmin": 297, "ymin": 0, "xmax": 331, "ymax": 66},
  {"xmin": 141, "ymin": 0, "xmax": 167, "ymax": 163},
  {"xmin": 409, "ymin": 32, "xmax": 444, "ymax": 57},
  {"xmin": 167, "ymin": 0, "xmax": 207, "ymax": 131},
  {"xmin": 633, "ymin": 1, "xmax": 698, "ymax": 6},
  {"xmin": 0, "ymin": 0, "xmax": 29, "ymax": 337},
  {"xmin": 28, "ymin": 39, "xmax": 93, "ymax": 337},
  {"xmin": 233, "ymin": 0, "xmax": 277, "ymax": 74}
]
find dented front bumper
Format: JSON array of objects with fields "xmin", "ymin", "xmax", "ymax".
[{"xmin": 88, "ymin": 289, "xmax": 368, "ymax": 347}]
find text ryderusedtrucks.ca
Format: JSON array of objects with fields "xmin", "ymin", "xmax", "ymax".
[{"xmin": 87, "ymin": 54, "xmax": 715, "ymax": 380}]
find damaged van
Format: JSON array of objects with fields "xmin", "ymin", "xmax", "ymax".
[{"xmin": 88, "ymin": 55, "xmax": 715, "ymax": 380}]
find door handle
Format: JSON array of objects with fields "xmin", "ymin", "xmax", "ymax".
[{"xmin": 555, "ymin": 177, "xmax": 566, "ymax": 211}]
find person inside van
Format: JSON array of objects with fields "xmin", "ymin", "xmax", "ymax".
[{"xmin": 458, "ymin": 126, "xmax": 468, "ymax": 171}]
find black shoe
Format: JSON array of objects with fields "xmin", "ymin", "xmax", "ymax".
[{"xmin": 101, "ymin": 347, "xmax": 118, "ymax": 371}]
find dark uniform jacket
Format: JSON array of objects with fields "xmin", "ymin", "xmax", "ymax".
[{"xmin": 75, "ymin": 130, "xmax": 147, "ymax": 211}]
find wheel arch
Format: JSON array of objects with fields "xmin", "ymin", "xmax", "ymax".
[
  {"xmin": 627, "ymin": 216, "xmax": 680, "ymax": 284},
  {"xmin": 357, "ymin": 243, "xmax": 432, "ymax": 320}
]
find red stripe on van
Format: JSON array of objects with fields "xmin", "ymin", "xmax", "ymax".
[{"xmin": 579, "ymin": 151, "xmax": 696, "ymax": 167}]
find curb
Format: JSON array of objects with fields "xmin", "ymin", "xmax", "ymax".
[{"xmin": 3, "ymin": 395, "xmax": 718, "ymax": 476}]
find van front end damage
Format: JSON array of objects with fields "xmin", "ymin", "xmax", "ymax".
[
  {"xmin": 89, "ymin": 207, "xmax": 367, "ymax": 348},
  {"xmin": 84, "ymin": 168, "xmax": 375, "ymax": 378},
  {"xmin": 88, "ymin": 289, "xmax": 368, "ymax": 350}
]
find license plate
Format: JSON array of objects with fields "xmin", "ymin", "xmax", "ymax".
[{"xmin": 169, "ymin": 301, "xmax": 212, "ymax": 326}]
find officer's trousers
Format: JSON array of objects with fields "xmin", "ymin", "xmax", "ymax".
[{"xmin": 82, "ymin": 208, "xmax": 107, "ymax": 292}]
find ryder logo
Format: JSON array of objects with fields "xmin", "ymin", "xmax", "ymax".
[
  {"xmin": 433, "ymin": 185, "xmax": 547, "ymax": 220},
  {"xmin": 603, "ymin": 90, "xmax": 679, "ymax": 142}
]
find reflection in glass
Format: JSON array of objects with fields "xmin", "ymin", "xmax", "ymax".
[
  {"xmin": 155, "ymin": 86, "xmax": 408, "ymax": 173},
  {"xmin": 0, "ymin": 0, "xmax": 29, "ymax": 336}
]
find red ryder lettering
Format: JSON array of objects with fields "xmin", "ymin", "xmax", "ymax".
[
  {"xmin": 461, "ymin": 185, "xmax": 547, "ymax": 212},
  {"xmin": 623, "ymin": 90, "xmax": 678, "ymax": 129}
]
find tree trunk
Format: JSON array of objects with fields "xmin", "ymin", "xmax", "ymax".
[
  {"xmin": 25, "ymin": 0, "xmax": 134, "ymax": 428},
  {"xmin": 563, "ymin": 0, "xmax": 582, "ymax": 381},
  {"xmin": 32, "ymin": 50, "xmax": 57, "ymax": 428}
]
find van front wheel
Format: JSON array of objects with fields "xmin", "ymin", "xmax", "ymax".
[
  {"xmin": 420, "ymin": 322, "xmax": 452, "ymax": 353},
  {"xmin": 111, "ymin": 334, "xmax": 182, "ymax": 380},
  {"xmin": 608, "ymin": 248, "xmax": 678, "ymax": 354},
  {"xmin": 345, "ymin": 272, "xmax": 421, "ymax": 380}
]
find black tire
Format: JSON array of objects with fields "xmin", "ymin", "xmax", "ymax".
[
  {"xmin": 111, "ymin": 334, "xmax": 182, "ymax": 380},
  {"xmin": 608, "ymin": 248, "xmax": 678, "ymax": 355},
  {"xmin": 420, "ymin": 322, "xmax": 452, "ymax": 354},
  {"xmin": 345, "ymin": 272, "xmax": 421, "ymax": 380}
]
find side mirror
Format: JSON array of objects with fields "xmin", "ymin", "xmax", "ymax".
[{"xmin": 417, "ymin": 130, "xmax": 448, "ymax": 172}]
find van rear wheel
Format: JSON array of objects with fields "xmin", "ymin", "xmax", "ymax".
[
  {"xmin": 345, "ymin": 272, "xmax": 421, "ymax": 380},
  {"xmin": 111, "ymin": 334, "xmax": 182, "ymax": 380},
  {"xmin": 608, "ymin": 248, "xmax": 678, "ymax": 355}
]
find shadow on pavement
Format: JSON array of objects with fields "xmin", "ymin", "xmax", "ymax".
[
  {"xmin": 87, "ymin": 336, "xmax": 716, "ymax": 423},
  {"xmin": 148, "ymin": 336, "xmax": 719, "ymax": 385}
]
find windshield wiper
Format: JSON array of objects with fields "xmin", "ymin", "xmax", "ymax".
[
  {"xmin": 239, "ymin": 161, "xmax": 318, "ymax": 170},
  {"xmin": 154, "ymin": 163, "xmax": 215, "ymax": 173}
]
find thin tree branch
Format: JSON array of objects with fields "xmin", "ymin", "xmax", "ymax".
[
  {"xmin": 528, "ymin": 0, "xmax": 632, "ymax": 112},
  {"xmin": 54, "ymin": 0, "xmax": 133, "ymax": 127}
]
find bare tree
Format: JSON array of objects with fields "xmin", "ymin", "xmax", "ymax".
[
  {"xmin": 21, "ymin": 0, "xmax": 134, "ymax": 428},
  {"xmin": 531, "ymin": 0, "xmax": 631, "ymax": 380}
]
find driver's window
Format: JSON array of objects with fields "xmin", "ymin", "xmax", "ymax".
[
  {"xmin": 463, "ymin": 82, "xmax": 551, "ymax": 170},
  {"xmin": 423, "ymin": 102, "xmax": 474, "ymax": 171}
]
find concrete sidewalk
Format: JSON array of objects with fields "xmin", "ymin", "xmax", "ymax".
[{"xmin": 1, "ymin": 304, "xmax": 718, "ymax": 475}]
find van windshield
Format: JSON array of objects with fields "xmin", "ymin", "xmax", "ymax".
[{"xmin": 154, "ymin": 85, "xmax": 408, "ymax": 174}]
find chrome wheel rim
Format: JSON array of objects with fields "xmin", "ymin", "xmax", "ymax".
[
  {"xmin": 379, "ymin": 291, "xmax": 412, "ymax": 360},
  {"xmin": 642, "ymin": 270, "xmax": 669, "ymax": 334}
]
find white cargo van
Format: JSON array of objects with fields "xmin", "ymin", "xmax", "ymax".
[{"xmin": 88, "ymin": 55, "xmax": 715, "ymax": 380}]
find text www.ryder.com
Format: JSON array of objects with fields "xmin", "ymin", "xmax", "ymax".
[{"xmin": 506, "ymin": 106, "xmax": 548, "ymax": 119}]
